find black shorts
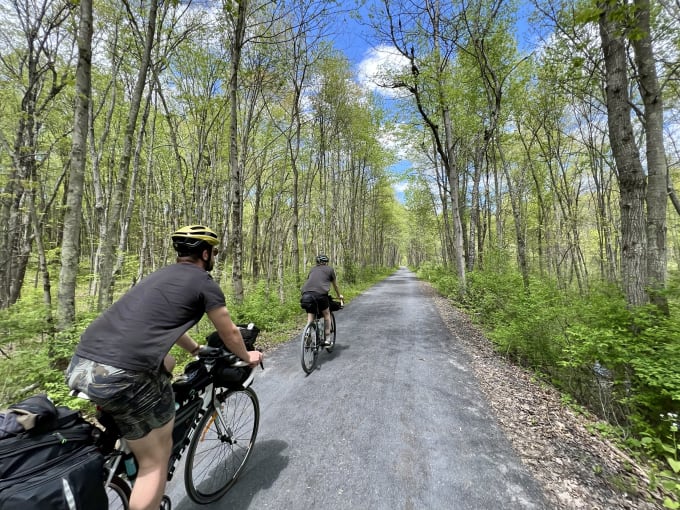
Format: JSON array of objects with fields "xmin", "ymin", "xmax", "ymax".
[{"xmin": 300, "ymin": 292, "xmax": 329, "ymax": 314}]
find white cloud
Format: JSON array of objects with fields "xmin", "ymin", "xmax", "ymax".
[
  {"xmin": 377, "ymin": 125, "xmax": 413, "ymax": 161},
  {"xmin": 393, "ymin": 181, "xmax": 409, "ymax": 193},
  {"xmin": 356, "ymin": 45, "xmax": 411, "ymax": 98}
]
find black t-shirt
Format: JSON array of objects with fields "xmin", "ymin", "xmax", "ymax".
[
  {"xmin": 76, "ymin": 263, "xmax": 225, "ymax": 372},
  {"xmin": 301, "ymin": 265, "xmax": 336, "ymax": 295}
]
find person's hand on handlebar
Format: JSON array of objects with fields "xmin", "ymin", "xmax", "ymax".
[{"xmin": 247, "ymin": 350, "xmax": 263, "ymax": 368}]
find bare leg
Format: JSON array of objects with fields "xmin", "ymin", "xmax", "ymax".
[
  {"xmin": 322, "ymin": 308, "xmax": 331, "ymax": 337},
  {"xmin": 126, "ymin": 418, "xmax": 174, "ymax": 510}
]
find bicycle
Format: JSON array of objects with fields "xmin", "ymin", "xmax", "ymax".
[
  {"xmin": 73, "ymin": 327, "xmax": 262, "ymax": 510},
  {"xmin": 300, "ymin": 295, "xmax": 343, "ymax": 374}
]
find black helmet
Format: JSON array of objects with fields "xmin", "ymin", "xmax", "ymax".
[
  {"xmin": 172, "ymin": 225, "xmax": 219, "ymax": 255},
  {"xmin": 316, "ymin": 254, "xmax": 329, "ymax": 264}
]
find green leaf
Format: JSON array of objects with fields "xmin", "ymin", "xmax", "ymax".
[
  {"xmin": 663, "ymin": 444, "xmax": 679, "ymax": 454},
  {"xmin": 667, "ymin": 457, "xmax": 680, "ymax": 474},
  {"xmin": 664, "ymin": 496, "xmax": 680, "ymax": 509}
]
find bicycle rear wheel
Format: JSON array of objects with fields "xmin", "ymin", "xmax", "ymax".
[
  {"xmin": 184, "ymin": 387, "xmax": 260, "ymax": 504},
  {"xmin": 300, "ymin": 322, "xmax": 317, "ymax": 373},
  {"xmin": 326, "ymin": 312, "xmax": 336, "ymax": 352},
  {"xmin": 105, "ymin": 475, "xmax": 131, "ymax": 510}
]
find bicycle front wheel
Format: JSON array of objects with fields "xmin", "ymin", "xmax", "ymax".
[
  {"xmin": 300, "ymin": 322, "xmax": 317, "ymax": 373},
  {"xmin": 184, "ymin": 387, "xmax": 260, "ymax": 504},
  {"xmin": 105, "ymin": 475, "xmax": 131, "ymax": 510},
  {"xmin": 326, "ymin": 312, "xmax": 336, "ymax": 353}
]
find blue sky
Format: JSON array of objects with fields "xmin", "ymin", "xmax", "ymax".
[
  {"xmin": 326, "ymin": 2, "xmax": 539, "ymax": 204},
  {"xmin": 329, "ymin": 8, "xmax": 419, "ymax": 203}
]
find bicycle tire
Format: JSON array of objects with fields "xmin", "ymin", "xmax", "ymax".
[
  {"xmin": 326, "ymin": 312, "xmax": 336, "ymax": 352},
  {"xmin": 160, "ymin": 495, "xmax": 171, "ymax": 510},
  {"xmin": 184, "ymin": 387, "xmax": 260, "ymax": 504},
  {"xmin": 301, "ymin": 322, "xmax": 317, "ymax": 373},
  {"xmin": 105, "ymin": 474, "xmax": 131, "ymax": 510}
]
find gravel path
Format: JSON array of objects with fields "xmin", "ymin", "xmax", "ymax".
[{"xmin": 426, "ymin": 282, "xmax": 667, "ymax": 510}]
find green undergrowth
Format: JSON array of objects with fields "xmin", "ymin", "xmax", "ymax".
[
  {"xmin": 0, "ymin": 265, "xmax": 395, "ymax": 410},
  {"xmin": 416, "ymin": 261, "xmax": 680, "ymax": 506}
]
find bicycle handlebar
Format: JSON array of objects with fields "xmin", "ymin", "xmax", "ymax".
[
  {"xmin": 197, "ymin": 345, "xmax": 244, "ymax": 365},
  {"xmin": 197, "ymin": 345, "xmax": 262, "ymax": 369}
]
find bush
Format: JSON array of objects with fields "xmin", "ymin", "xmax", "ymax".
[{"xmin": 419, "ymin": 261, "xmax": 680, "ymax": 495}]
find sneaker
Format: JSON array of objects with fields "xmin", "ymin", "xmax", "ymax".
[{"xmin": 323, "ymin": 335, "xmax": 332, "ymax": 346}]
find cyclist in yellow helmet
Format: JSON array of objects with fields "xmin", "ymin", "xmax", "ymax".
[{"xmin": 66, "ymin": 225, "xmax": 262, "ymax": 510}]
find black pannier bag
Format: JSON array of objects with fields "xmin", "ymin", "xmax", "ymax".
[
  {"xmin": 205, "ymin": 324, "xmax": 259, "ymax": 388},
  {"xmin": 4, "ymin": 393, "xmax": 60, "ymax": 435},
  {"xmin": 0, "ymin": 396, "xmax": 107, "ymax": 510}
]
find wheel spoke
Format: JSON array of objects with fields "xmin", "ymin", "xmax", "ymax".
[
  {"xmin": 301, "ymin": 323, "xmax": 317, "ymax": 373},
  {"xmin": 105, "ymin": 475, "xmax": 130, "ymax": 510},
  {"xmin": 184, "ymin": 389, "xmax": 259, "ymax": 504}
]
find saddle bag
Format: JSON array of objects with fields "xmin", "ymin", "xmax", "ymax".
[{"xmin": 300, "ymin": 292, "xmax": 317, "ymax": 313}]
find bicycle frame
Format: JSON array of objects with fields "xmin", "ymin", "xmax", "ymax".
[
  {"xmin": 167, "ymin": 378, "xmax": 218, "ymax": 478},
  {"xmin": 79, "ymin": 375, "xmax": 217, "ymax": 487},
  {"xmin": 300, "ymin": 298, "xmax": 338, "ymax": 374},
  {"xmin": 74, "ymin": 346, "xmax": 261, "ymax": 509}
]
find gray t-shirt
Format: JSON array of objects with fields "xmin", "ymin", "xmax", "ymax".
[
  {"xmin": 301, "ymin": 265, "xmax": 336, "ymax": 295},
  {"xmin": 76, "ymin": 263, "xmax": 225, "ymax": 372}
]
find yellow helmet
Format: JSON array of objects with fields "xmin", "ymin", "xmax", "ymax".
[{"xmin": 171, "ymin": 225, "xmax": 219, "ymax": 253}]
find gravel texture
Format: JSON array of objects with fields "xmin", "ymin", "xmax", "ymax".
[{"xmin": 426, "ymin": 282, "xmax": 668, "ymax": 510}]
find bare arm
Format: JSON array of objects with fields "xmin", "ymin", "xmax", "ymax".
[
  {"xmin": 332, "ymin": 280, "xmax": 342, "ymax": 299},
  {"xmin": 206, "ymin": 306, "xmax": 262, "ymax": 367},
  {"xmin": 176, "ymin": 332, "xmax": 200, "ymax": 355},
  {"xmin": 164, "ymin": 332, "xmax": 201, "ymax": 373}
]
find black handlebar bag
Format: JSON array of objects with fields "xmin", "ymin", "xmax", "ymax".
[
  {"xmin": 0, "ymin": 394, "xmax": 107, "ymax": 510},
  {"xmin": 205, "ymin": 325, "xmax": 258, "ymax": 389}
]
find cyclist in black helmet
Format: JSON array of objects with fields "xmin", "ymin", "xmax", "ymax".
[
  {"xmin": 300, "ymin": 254, "xmax": 343, "ymax": 344},
  {"xmin": 66, "ymin": 224, "xmax": 262, "ymax": 510}
]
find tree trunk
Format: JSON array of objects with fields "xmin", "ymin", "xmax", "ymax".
[
  {"xmin": 112, "ymin": 89, "xmax": 152, "ymax": 286},
  {"xmin": 228, "ymin": 0, "xmax": 248, "ymax": 303},
  {"xmin": 57, "ymin": 0, "xmax": 92, "ymax": 329},
  {"xmin": 631, "ymin": 0, "xmax": 668, "ymax": 313},
  {"xmin": 598, "ymin": 1, "xmax": 648, "ymax": 306},
  {"xmin": 98, "ymin": 0, "xmax": 158, "ymax": 309},
  {"xmin": 442, "ymin": 108, "xmax": 467, "ymax": 290}
]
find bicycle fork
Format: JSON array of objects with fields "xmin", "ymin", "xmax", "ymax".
[{"xmin": 201, "ymin": 393, "xmax": 239, "ymax": 446}]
